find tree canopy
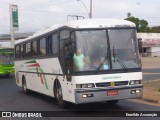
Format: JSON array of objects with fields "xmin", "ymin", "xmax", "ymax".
[
  {"xmin": 125, "ymin": 16, "xmax": 150, "ymax": 33},
  {"xmin": 150, "ymin": 26, "xmax": 160, "ymax": 33}
]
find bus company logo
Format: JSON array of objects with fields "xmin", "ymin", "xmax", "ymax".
[
  {"xmin": 110, "ymin": 82, "xmax": 115, "ymax": 87},
  {"xmin": 102, "ymin": 76, "xmax": 121, "ymax": 80},
  {"xmin": 25, "ymin": 60, "xmax": 48, "ymax": 90},
  {"xmin": 2, "ymin": 112, "xmax": 11, "ymax": 117}
]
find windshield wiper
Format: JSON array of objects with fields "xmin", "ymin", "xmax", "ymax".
[
  {"xmin": 114, "ymin": 54, "xmax": 128, "ymax": 71},
  {"xmin": 112, "ymin": 46, "xmax": 128, "ymax": 71}
]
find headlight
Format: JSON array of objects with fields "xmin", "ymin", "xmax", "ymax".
[
  {"xmin": 76, "ymin": 83, "xmax": 95, "ymax": 88},
  {"xmin": 129, "ymin": 80, "xmax": 141, "ymax": 85}
]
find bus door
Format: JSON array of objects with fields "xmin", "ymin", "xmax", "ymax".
[
  {"xmin": 60, "ymin": 39, "xmax": 73, "ymax": 81},
  {"xmin": 59, "ymin": 29, "xmax": 73, "ymax": 81},
  {"xmin": 64, "ymin": 40, "xmax": 73, "ymax": 81},
  {"xmin": 60, "ymin": 29, "xmax": 73, "ymax": 101}
]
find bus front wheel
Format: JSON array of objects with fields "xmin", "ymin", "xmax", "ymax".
[
  {"xmin": 54, "ymin": 81, "xmax": 67, "ymax": 108},
  {"xmin": 22, "ymin": 77, "xmax": 29, "ymax": 94}
]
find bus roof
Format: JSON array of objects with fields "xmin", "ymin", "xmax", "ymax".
[{"xmin": 15, "ymin": 18, "xmax": 135, "ymax": 44}]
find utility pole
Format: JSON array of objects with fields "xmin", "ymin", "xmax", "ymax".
[
  {"xmin": 89, "ymin": 0, "xmax": 92, "ymax": 18},
  {"xmin": 9, "ymin": 4, "xmax": 19, "ymax": 48},
  {"xmin": 9, "ymin": 4, "xmax": 15, "ymax": 48},
  {"xmin": 77, "ymin": 0, "xmax": 92, "ymax": 19}
]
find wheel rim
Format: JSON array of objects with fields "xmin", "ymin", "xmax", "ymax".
[{"xmin": 56, "ymin": 86, "xmax": 62, "ymax": 101}]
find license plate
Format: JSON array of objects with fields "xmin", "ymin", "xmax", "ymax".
[{"xmin": 107, "ymin": 90, "xmax": 118, "ymax": 96}]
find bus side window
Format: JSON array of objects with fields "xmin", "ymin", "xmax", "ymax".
[
  {"xmin": 20, "ymin": 44, "xmax": 24, "ymax": 58},
  {"xmin": 26, "ymin": 42, "xmax": 31, "ymax": 57},
  {"xmin": 15, "ymin": 45, "xmax": 20, "ymax": 58},
  {"xmin": 32, "ymin": 40, "xmax": 38, "ymax": 56},
  {"xmin": 47, "ymin": 35, "xmax": 52, "ymax": 55},
  {"xmin": 39, "ymin": 37, "xmax": 46, "ymax": 56},
  {"xmin": 52, "ymin": 33, "xmax": 58, "ymax": 55},
  {"xmin": 60, "ymin": 29, "xmax": 70, "ymax": 40},
  {"xmin": 23, "ymin": 44, "xmax": 26, "ymax": 58}
]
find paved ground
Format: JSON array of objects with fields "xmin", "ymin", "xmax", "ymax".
[
  {"xmin": 0, "ymin": 77, "xmax": 160, "ymax": 113},
  {"xmin": 0, "ymin": 57, "xmax": 160, "ymax": 119}
]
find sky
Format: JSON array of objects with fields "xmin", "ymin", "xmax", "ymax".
[{"xmin": 0, "ymin": 0, "xmax": 160, "ymax": 34}]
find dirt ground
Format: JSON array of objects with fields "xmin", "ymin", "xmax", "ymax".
[
  {"xmin": 143, "ymin": 80, "xmax": 160, "ymax": 103},
  {"xmin": 131, "ymin": 57, "xmax": 160, "ymax": 105},
  {"xmin": 141, "ymin": 57, "xmax": 160, "ymax": 68}
]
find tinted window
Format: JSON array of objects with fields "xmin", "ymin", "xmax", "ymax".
[
  {"xmin": 52, "ymin": 34, "xmax": 58, "ymax": 54},
  {"xmin": 60, "ymin": 29, "xmax": 70, "ymax": 40},
  {"xmin": 26, "ymin": 42, "xmax": 31, "ymax": 57},
  {"xmin": 32, "ymin": 40, "xmax": 37, "ymax": 56},
  {"xmin": 15, "ymin": 45, "xmax": 20, "ymax": 58},
  {"xmin": 40, "ymin": 38, "xmax": 46, "ymax": 55},
  {"xmin": 20, "ymin": 44, "xmax": 23, "ymax": 58},
  {"xmin": 47, "ymin": 35, "xmax": 52, "ymax": 55}
]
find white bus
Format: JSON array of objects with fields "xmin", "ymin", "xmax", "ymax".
[{"xmin": 15, "ymin": 18, "xmax": 143, "ymax": 107}]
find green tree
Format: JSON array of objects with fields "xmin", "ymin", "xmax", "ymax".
[
  {"xmin": 150, "ymin": 26, "xmax": 160, "ymax": 33},
  {"xmin": 125, "ymin": 16, "xmax": 149, "ymax": 32},
  {"xmin": 125, "ymin": 17, "xmax": 140, "ymax": 30},
  {"xmin": 139, "ymin": 19, "xmax": 149, "ymax": 32}
]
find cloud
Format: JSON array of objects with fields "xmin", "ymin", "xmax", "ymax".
[
  {"xmin": 0, "ymin": 9, "xmax": 10, "ymax": 33},
  {"xmin": 48, "ymin": 5, "xmax": 64, "ymax": 13},
  {"xmin": 0, "ymin": 0, "xmax": 160, "ymax": 34}
]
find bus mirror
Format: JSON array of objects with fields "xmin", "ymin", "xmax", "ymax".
[{"xmin": 138, "ymin": 38, "xmax": 142, "ymax": 53}]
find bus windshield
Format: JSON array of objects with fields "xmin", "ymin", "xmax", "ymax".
[
  {"xmin": 0, "ymin": 53, "xmax": 14, "ymax": 65},
  {"xmin": 109, "ymin": 29, "xmax": 140, "ymax": 69},
  {"xmin": 73, "ymin": 29, "xmax": 140, "ymax": 72}
]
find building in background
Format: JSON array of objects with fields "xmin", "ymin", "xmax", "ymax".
[
  {"xmin": 137, "ymin": 33, "xmax": 160, "ymax": 57},
  {"xmin": 0, "ymin": 32, "xmax": 33, "ymax": 47}
]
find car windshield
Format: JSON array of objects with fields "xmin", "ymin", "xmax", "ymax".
[
  {"xmin": 73, "ymin": 29, "xmax": 140, "ymax": 72},
  {"xmin": 0, "ymin": 53, "xmax": 14, "ymax": 64}
]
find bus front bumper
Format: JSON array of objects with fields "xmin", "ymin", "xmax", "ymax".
[{"xmin": 75, "ymin": 85, "xmax": 143, "ymax": 104}]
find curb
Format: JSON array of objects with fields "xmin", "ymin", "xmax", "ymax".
[{"xmin": 143, "ymin": 98, "xmax": 160, "ymax": 104}]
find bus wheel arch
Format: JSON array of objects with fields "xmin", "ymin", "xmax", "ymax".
[{"xmin": 53, "ymin": 79, "xmax": 67, "ymax": 108}]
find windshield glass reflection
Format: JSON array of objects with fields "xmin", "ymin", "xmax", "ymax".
[
  {"xmin": 0, "ymin": 53, "xmax": 14, "ymax": 64},
  {"xmin": 73, "ymin": 29, "xmax": 141, "ymax": 72},
  {"xmin": 74, "ymin": 30, "xmax": 109, "ymax": 71},
  {"xmin": 109, "ymin": 29, "xmax": 141, "ymax": 69}
]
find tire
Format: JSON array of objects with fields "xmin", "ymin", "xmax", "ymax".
[
  {"xmin": 22, "ymin": 77, "xmax": 29, "ymax": 94},
  {"xmin": 106, "ymin": 100, "xmax": 119, "ymax": 105},
  {"xmin": 54, "ymin": 81, "xmax": 67, "ymax": 108}
]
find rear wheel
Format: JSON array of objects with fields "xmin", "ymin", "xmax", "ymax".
[
  {"xmin": 54, "ymin": 81, "xmax": 67, "ymax": 108},
  {"xmin": 22, "ymin": 77, "xmax": 29, "ymax": 94}
]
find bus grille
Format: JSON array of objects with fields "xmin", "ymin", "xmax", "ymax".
[{"xmin": 95, "ymin": 81, "xmax": 128, "ymax": 87}]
